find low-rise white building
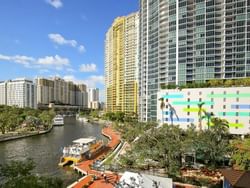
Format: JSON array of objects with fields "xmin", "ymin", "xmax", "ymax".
[
  {"xmin": 0, "ymin": 78, "xmax": 37, "ymax": 109},
  {"xmin": 0, "ymin": 81, "xmax": 7, "ymax": 105},
  {"xmin": 157, "ymin": 87, "xmax": 250, "ymax": 135},
  {"xmin": 88, "ymin": 88, "xmax": 99, "ymax": 109}
]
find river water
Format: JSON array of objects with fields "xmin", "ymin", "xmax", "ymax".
[{"xmin": 0, "ymin": 117, "xmax": 105, "ymax": 185}]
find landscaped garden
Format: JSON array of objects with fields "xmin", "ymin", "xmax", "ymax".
[{"xmin": 102, "ymin": 111, "xmax": 250, "ymax": 187}]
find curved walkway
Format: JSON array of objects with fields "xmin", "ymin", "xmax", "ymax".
[{"xmin": 70, "ymin": 125, "xmax": 121, "ymax": 188}]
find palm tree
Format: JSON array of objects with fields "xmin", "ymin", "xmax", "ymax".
[
  {"xmin": 197, "ymin": 102, "xmax": 205, "ymax": 130},
  {"xmin": 159, "ymin": 98, "xmax": 165, "ymax": 124},
  {"xmin": 203, "ymin": 111, "xmax": 214, "ymax": 130},
  {"xmin": 211, "ymin": 117, "xmax": 229, "ymax": 133}
]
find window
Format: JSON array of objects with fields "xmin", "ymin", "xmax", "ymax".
[
  {"xmin": 187, "ymin": 112, "xmax": 190, "ymax": 116},
  {"xmin": 236, "ymin": 98, "xmax": 239, "ymax": 102},
  {"xmin": 211, "ymin": 105, "xmax": 214, "ymax": 109},
  {"xmin": 223, "ymin": 112, "xmax": 226, "ymax": 116},
  {"xmin": 188, "ymin": 98, "xmax": 190, "ymax": 102},
  {"xmin": 223, "ymin": 98, "xmax": 226, "ymax": 102},
  {"xmin": 187, "ymin": 105, "xmax": 190, "ymax": 109},
  {"xmin": 199, "ymin": 98, "xmax": 202, "ymax": 102},
  {"xmin": 236, "ymin": 119, "xmax": 239, "ymax": 123},
  {"xmin": 236, "ymin": 112, "xmax": 239, "ymax": 116},
  {"xmin": 223, "ymin": 105, "xmax": 226, "ymax": 109},
  {"xmin": 199, "ymin": 91, "xmax": 202, "ymax": 95}
]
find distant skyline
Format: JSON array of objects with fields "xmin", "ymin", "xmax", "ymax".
[{"xmin": 0, "ymin": 0, "xmax": 138, "ymax": 101}]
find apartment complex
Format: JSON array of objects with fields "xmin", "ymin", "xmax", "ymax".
[
  {"xmin": 105, "ymin": 12, "xmax": 139, "ymax": 114},
  {"xmin": 157, "ymin": 86, "xmax": 250, "ymax": 135},
  {"xmin": 0, "ymin": 78, "xmax": 37, "ymax": 109},
  {"xmin": 88, "ymin": 88, "xmax": 99, "ymax": 109},
  {"xmin": 36, "ymin": 77, "xmax": 88, "ymax": 108},
  {"xmin": 139, "ymin": 0, "xmax": 250, "ymax": 121}
]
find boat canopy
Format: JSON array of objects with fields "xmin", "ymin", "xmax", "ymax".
[{"xmin": 73, "ymin": 137, "xmax": 96, "ymax": 145}]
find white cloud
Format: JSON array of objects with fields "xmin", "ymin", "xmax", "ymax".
[
  {"xmin": 37, "ymin": 55, "xmax": 69, "ymax": 66},
  {"xmin": 66, "ymin": 68, "xmax": 76, "ymax": 73},
  {"xmin": 84, "ymin": 75, "xmax": 104, "ymax": 88},
  {"xmin": 79, "ymin": 63, "xmax": 97, "ymax": 72},
  {"xmin": 0, "ymin": 54, "xmax": 34, "ymax": 67},
  {"xmin": 48, "ymin": 33, "xmax": 77, "ymax": 47},
  {"xmin": 78, "ymin": 45, "xmax": 86, "ymax": 53},
  {"xmin": 39, "ymin": 69, "xmax": 50, "ymax": 74},
  {"xmin": 0, "ymin": 54, "xmax": 70, "ymax": 71},
  {"xmin": 48, "ymin": 33, "xmax": 86, "ymax": 53},
  {"xmin": 46, "ymin": 0, "xmax": 63, "ymax": 9},
  {"xmin": 63, "ymin": 75, "xmax": 104, "ymax": 88}
]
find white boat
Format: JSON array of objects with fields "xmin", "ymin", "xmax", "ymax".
[
  {"xmin": 53, "ymin": 115, "xmax": 64, "ymax": 126},
  {"xmin": 78, "ymin": 117, "xmax": 89, "ymax": 123},
  {"xmin": 58, "ymin": 137, "xmax": 104, "ymax": 166},
  {"xmin": 76, "ymin": 114, "xmax": 89, "ymax": 123}
]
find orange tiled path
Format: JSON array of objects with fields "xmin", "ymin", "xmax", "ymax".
[{"xmin": 73, "ymin": 126, "xmax": 121, "ymax": 188}]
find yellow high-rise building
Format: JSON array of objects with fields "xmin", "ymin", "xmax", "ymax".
[{"xmin": 105, "ymin": 12, "xmax": 139, "ymax": 114}]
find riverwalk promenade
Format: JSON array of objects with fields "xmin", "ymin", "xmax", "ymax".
[{"xmin": 68, "ymin": 125, "xmax": 121, "ymax": 188}]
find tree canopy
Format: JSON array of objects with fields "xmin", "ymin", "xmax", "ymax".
[
  {"xmin": 0, "ymin": 105, "xmax": 55, "ymax": 134},
  {"xmin": 0, "ymin": 159, "xmax": 63, "ymax": 188},
  {"xmin": 231, "ymin": 138, "xmax": 250, "ymax": 170},
  {"xmin": 119, "ymin": 118, "xmax": 232, "ymax": 177}
]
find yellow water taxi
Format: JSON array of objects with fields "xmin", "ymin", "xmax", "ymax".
[{"xmin": 59, "ymin": 137, "xmax": 103, "ymax": 167}]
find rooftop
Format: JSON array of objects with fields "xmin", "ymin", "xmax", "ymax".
[
  {"xmin": 117, "ymin": 171, "xmax": 173, "ymax": 188},
  {"xmin": 221, "ymin": 169, "xmax": 250, "ymax": 188},
  {"xmin": 73, "ymin": 137, "xmax": 96, "ymax": 145}
]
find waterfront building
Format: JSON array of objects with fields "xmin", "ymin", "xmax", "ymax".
[
  {"xmin": 105, "ymin": 12, "xmax": 139, "ymax": 114},
  {"xmin": 76, "ymin": 84, "xmax": 88, "ymax": 109},
  {"xmin": 0, "ymin": 78, "xmax": 37, "ymax": 109},
  {"xmin": 157, "ymin": 86, "xmax": 250, "ymax": 135},
  {"xmin": 0, "ymin": 81, "xmax": 7, "ymax": 105},
  {"xmin": 36, "ymin": 78, "xmax": 54, "ymax": 105},
  {"xmin": 53, "ymin": 77, "xmax": 70, "ymax": 104},
  {"xmin": 139, "ymin": 0, "xmax": 250, "ymax": 121},
  {"xmin": 36, "ymin": 77, "xmax": 88, "ymax": 109},
  {"xmin": 88, "ymin": 88, "xmax": 99, "ymax": 109},
  {"xmin": 88, "ymin": 101, "xmax": 100, "ymax": 110}
]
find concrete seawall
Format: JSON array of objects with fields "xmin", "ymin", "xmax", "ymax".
[{"xmin": 0, "ymin": 126, "xmax": 53, "ymax": 143}]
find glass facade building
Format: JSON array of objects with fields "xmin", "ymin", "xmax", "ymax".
[{"xmin": 139, "ymin": 0, "xmax": 250, "ymax": 121}]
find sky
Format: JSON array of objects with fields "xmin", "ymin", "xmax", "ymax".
[{"xmin": 0, "ymin": 0, "xmax": 138, "ymax": 101}]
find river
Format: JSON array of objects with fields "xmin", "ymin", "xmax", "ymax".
[{"xmin": 0, "ymin": 117, "xmax": 105, "ymax": 185}]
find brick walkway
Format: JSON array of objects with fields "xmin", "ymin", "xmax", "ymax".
[{"xmin": 72, "ymin": 126, "xmax": 121, "ymax": 188}]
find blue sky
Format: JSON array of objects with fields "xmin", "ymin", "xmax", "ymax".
[{"xmin": 0, "ymin": 0, "xmax": 138, "ymax": 101}]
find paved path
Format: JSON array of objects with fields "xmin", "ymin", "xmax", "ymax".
[{"xmin": 72, "ymin": 126, "xmax": 121, "ymax": 188}]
